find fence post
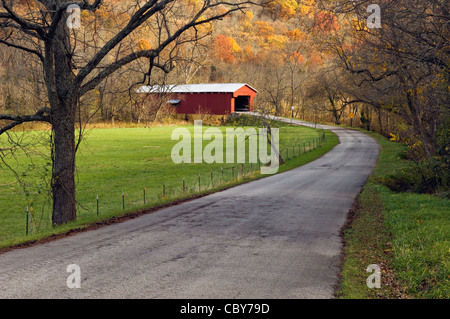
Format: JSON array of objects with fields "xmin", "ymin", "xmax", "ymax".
[
  {"xmin": 198, "ymin": 173, "xmax": 201, "ymax": 191},
  {"xmin": 183, "ymin": 178, "xmax": 185, "ymax": 194},
  {"xmin": 210, "ymin": 170, "xmax": 213, "ymax": 187},
  {"xmin": 143, "ymin": 188, "xmax": 146, "ymax": 205},
  {"xmin": 26, "ymin": 206, "xmax": 29, "ymax": 236},
  {"xmin": 122, "ymin": 191, "xmax": 125, "ymax": 210},
  {"xmin": 97, "ymin": 195, "xmax": 99, "ymax": 216},
  {"xmin": 163, "ymin": 183, "xmax": 166, "ymax": 197}
]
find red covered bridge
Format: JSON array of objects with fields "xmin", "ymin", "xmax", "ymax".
[{"xmin": 137, "ymin": 83, "xmax": 258, "ymax": 115}]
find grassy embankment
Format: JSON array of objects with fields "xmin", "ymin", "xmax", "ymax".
[
  {"xmin": 337, "ymin": 130, "xmax": 449, "ymax": 299},
  {"xmin": 0, "ymin": 122, "xmax": 338, "ymax": 249}
]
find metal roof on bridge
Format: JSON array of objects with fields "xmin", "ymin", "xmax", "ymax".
[{"xmin": 137, "ymin": 83, "xmax": 258, "ymax": 94}]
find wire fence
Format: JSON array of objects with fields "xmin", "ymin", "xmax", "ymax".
[{"xmin": 24, "ymin": 132, "xmax": 326, "ymax": 236}]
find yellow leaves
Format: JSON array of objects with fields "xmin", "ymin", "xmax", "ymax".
[
  {"xmin": 298, "ymin": 0, "xmax": 316, "ymax": 17},
  {"xmin": 286, "ymin": 28, "xmax": 307, "ymax": 41},
  {"xmin": 390, "ymin": 133, "xmax": 399, "ymax": 142},
  {"xmin": 345, "ymin": 55, "xmax": 353, "ymax": 64},
  {"xmin": 241, "ymin": 20, "xmax": 254, "ymax": 32},
  {"xmin": 416, "ymin": 87, "xmax": 423, "ymax": 95},
  {"xmin": 304, "ymin": 0, "xmax": 316, "ymax": 6},
  {"xmin": 194, "ymin": 16, "xmax": 214, "ymax": 34},
  {"xmin": 409, "ymin": 140, "xmax": 423, "ymax": 151},
  {"xmin": 255, "ymin": 21, "xmax": 275, "ymax": 38},
  {"xmin": 95, "ymin": 5, "xmax": 109, "ymax": 20},
  {"xmin": 254, "ymin": 21, "xmax": 289, "ymax": 49},
  {"xmin": 268, "ymin": 35, "xmax": 288, "ymax": 49},
  {"xmin": 137, "ymin": 39, "xmax": 151, "ymax": 51},
  {"xmin": 298, "ymin": 5, "xmax": 311, "ymax": 16},
  {"xmin": 430, "ymin": 73, "xmax": 446, "ymax": 89},
  {"xmin": 405, "ymin": 87, "xmax": 425, "ymax": 96},
  {"xmin": 266, "ymin": 0, "xmax": 299, "ymax": 21},
  {"xmin": 230, "ymin": 37, "xmax": 241, "ymax": 53},
  {"xmin": 352, "ymin": 18, "xmax": 368, "ymax": 32}
]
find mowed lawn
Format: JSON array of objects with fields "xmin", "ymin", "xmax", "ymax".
[{"xmin": 0, "ymin": 124, "xmax": 337, "ymax": 247}]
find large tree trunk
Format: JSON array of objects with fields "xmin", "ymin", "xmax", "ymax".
[
  {"xmin": 49, "ymin": 9, "xmax": 77, "ymax": 226},
  {"xmin": 51, "ymin": 101, "xmax": 77, "ymax": 225}
]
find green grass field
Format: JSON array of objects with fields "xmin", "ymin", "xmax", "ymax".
[
  {"xmin": 0, "ymin": 123, "xmax": 338, "ymax": 249},
  {"xmin": 337, "ymin": 130, "xmax": 450, "ymax": 299}
]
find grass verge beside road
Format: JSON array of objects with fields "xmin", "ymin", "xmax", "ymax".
[{"xmin": 337, "ymin": 130, "xmax": 449, "ymax": 299}]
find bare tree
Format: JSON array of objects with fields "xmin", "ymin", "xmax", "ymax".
[
  {"xmin": 323, "ymin": 0, "xmax": 449, "ymax": 158},
  {"xmin": 0, "ymin": 0, "xmax": 257, "ymax": 225},
  {"xmin": 260, "ymin": 63, "xmax": 290, "ymax": 116}
]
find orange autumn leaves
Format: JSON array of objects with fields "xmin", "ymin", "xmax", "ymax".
[
  {"xmin": 212, "ymin": 34, "xmax": 323, "ymax": 68},
  {"xmin": 314, "ymin": 11, "xmax": 339, "ymax": 32},
  {"xmin": 213, "ymin": 35, "xmax": 242, "ymax": 63},
  {"xmin": 209, "ymin": 1, "xmax": 336, "ymax": 66},
  {"xmin": 130, "ymin": 1, "xmax": 333, "ymax": 68},
  {"xmin": 138, "ymin": 39, "xmax": 151, "ymax": 51}
]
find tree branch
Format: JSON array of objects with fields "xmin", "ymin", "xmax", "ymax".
[
  {"xmin": 79, "ymin": 50, "xmax": 159, "ymax": 96},
  {"xmin": 0, "ymin": 0, "xmax": 47, "ymax": 38},
  {"xmin": 0, "ymin": 36, "xmax": 44, "ymax": 62},
  {"xmin": 72, "ymin": 0, "xmax": 163, "ymax": 90},
  {"xmin": 0, "ymin": 20, "xmax": 43, "ymax": 39},
  {"xmin": 0, "ymin": 107, "xmax": 52, "ymax": 135},
  {"xmin": 47, "ymin": 0, "xmax": 104, "ymax": 39}
]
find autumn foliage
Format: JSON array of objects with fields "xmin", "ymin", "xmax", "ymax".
[
  {"xmin": 213, "ymin": 35, "xmax": 241, "ymax": 63},
  {"xmin": 314, "ymin": 11, "xmax": 339, "ymax": 32}
]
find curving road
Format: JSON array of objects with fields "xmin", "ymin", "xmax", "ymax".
[{"xmin": 0, "ymin": 117, "xmax": 379, "ymax": 299}]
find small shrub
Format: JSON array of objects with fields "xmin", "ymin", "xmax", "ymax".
[{"xmin": 379, "ymin": 157, "xmax": 449, "ymax": 197}]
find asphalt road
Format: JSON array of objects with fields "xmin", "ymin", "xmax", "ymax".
[{"xmin": 0, "ymin": 118, "xmax": 379, "ymax": 299}]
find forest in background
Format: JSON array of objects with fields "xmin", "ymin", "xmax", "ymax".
[{"xmin": 1, "ymin": 0, "xmax": 448, "ymax": 195}]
